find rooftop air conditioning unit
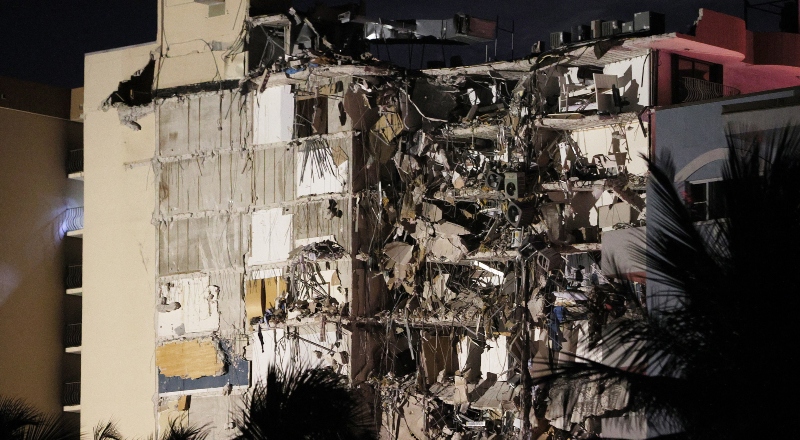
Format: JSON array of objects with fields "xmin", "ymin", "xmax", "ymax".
[
  {"xmin": 572, "ymin": 25, "xmax": 591, "ymax": 42},
  {"xmin": 634, "ymin": 11, "xmax": 666, "ymax": 34},
  {"xmin": 550, "ymin": 31, "xmax": 571, "ymax": 49},
  {"xmin": 591, "ymin": 20, "xmax": 604, "ymax": 39},
  {"xmin": 621, "ymin": 21, "xmax": 634, "ymax": 34},
  {"xmin": 601, "ymin": 20, "xmax": 621, "ymax": 36}
]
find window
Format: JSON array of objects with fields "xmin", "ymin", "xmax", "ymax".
[
  {"xmin": 685, "ymin": 180, "xmax": 726, "ymax": 221},
  {"xmin": 672, "ymin": 55, "xmax": 723, "ymax": 103}
]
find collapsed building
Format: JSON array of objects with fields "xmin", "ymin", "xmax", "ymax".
[{"xmin": 76, "ymin": 2, "xmax": 800, "ymax": 440}]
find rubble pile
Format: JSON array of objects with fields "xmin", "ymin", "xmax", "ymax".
[
  {"xmin": 146, "ymin": 3, "xmax": 652, "ymax": 439},
  {"xmin": 240, "ymin": 5, "xmax": 651, "ymax": 439}
]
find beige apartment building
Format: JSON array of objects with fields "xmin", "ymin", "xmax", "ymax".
[
  {"xmin": 71, "ymin": 1, "xmax": 800, "ymax": 438},
  {"xmin": 81, "ymin": 0, "xmax": 378, "ymax": 437},
  {"xmin": 78, "ymin": 1, "xmax": 653, "ymax": 437},
  {"xmin": 0, "ymin": 77, "xmax": 84, "ymax": 424}
]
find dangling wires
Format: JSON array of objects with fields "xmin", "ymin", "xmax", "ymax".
[{"xmin": 298, "ymin": 137, "xmax": 336, "ymax": 183}]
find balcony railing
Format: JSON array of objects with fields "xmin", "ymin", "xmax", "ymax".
[
  {"xmin": 65, "ymin": 207, "xmax": 84, "ymax": 232},
  {"xmin": 679, "ymin": 77, "xmax": 740, "ymax": 103},
  {"xmin": 67, "ymin": 149, "xmax": 84, "ymax": 175},
  {"xmin": 65, "ymin": 323, "xmax": 82, "ymax": 348},
  {"xmin": 66, "ymin": 265, "xmax": 82, "ymax": 289},
  {"xmin": 63, "ymin": 382, "xmax": 80, "ymax": 406}
]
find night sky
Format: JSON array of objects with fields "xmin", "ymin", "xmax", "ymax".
[{"xmin": 0, "ymin": 0, "xmax": 779, "ymax": 89}]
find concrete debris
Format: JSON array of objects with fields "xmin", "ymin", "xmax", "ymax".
[{"xmin": 143, "ymin": 3, "xmax": 654, "ymax": 438}]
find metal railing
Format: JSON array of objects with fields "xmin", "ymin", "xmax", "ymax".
[
  {"xmin": 65, "ymin": 207, "xmax": 84, "ymax": 232},
  {"xmin": 67, "ymin": 149, "xmax": 84, "ymax": 175},
  {"xmin": 65, "ymin": 323, "xmax": 82, "ymax": 348},
  {"xmin": 679, "ymin": 77, "xmax": 740, "ymax": 103},
  {"xmin": 66, "ymin": 265, "xmax": 82, "ymax": 289},
  {"xmin": 63, "ymin": 382, "xmax": 80, "ymax": 406}
]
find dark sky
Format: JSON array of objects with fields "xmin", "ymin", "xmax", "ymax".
[{"xmin": 0, "ymin": 0, "xmax": 781, "ymax": 89}]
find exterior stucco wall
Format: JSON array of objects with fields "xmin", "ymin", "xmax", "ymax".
[
  {"xmin": 655, "ymin": 88, "xmax": 798, "ymax": 182},
  {"xmin": 0, "ymin": 107, "xmax": 81, "ymax": 414},
  {"xmin": 82, "ymin": 42, "xmax": 159, "ymax": 437},
  {"xmin": 647, "ymin": 87, "xmax": 800, "ymax": 312}
]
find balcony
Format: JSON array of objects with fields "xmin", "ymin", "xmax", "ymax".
[
  {"xmin": 63, "ymin": 382, "xmax": 80, "ymax": 411},
  {"xmin": 66, "ymin": 265, "xmax": 82, "ymax": 295},
  {"xmin": 65, "ymin": 323, "xmax": 82, "ymax": 353},
  {"xmin": 65, "ymin": 207, "xmax": 84, "ymax": 237},
  {"xmin": 678, "ymin": 77, "xmax": 740, "ymax": 103},
  {"xmin": 67, "ymin": 149, "xmax": 84, "ymax": 180}
]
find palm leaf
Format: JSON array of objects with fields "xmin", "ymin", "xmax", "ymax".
[
  {"xmin": 0, "ymin": 396, "xmax": 41, "ymax": 439},
  {"xmin": 535, "ymin": 124, "xmax": 800, "ymax": 439},
  {"xmin": 234, "ymin": 365, "xmax": 376, "ymax": 440},
  {"xmin": 93, "ymin": 421, "xmax": 124, "ymax": 440},
  {"xmin": 160, "ymin": 418, "xmax": 209, "ymax": 440}
]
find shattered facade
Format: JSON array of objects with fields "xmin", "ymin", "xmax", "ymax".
[{"xmin": 78, "ymin": 2, "xmax": 800, "ymax": 440}]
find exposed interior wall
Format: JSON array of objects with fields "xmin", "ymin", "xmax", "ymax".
[
  {"xmin": 82, "ymin": 42, "xmax": 159, "ymax": 437},
  {"xmin": 603, "ymin": 54, "xmax": 651, "ymax": 111},
  {"xmin": 157, "ymin": 392, "xmax": 244, "ymax": 438},
  {"xmin": 155, "ymin": 0, "xmax": 249, "ymax": 89},
  {"xmin": 252, "ymin": 323, "xmax": 352, "ymax": 378},
  {"xmin": 0, "ymin": 106, "xmax": 79, "ymax": 415},
  {"xmin": 570, "ymin": 120, "xmax": 649, "ymax": 176}
]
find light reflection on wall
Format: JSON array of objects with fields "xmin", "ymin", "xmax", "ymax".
[{"xmin": 0, "ymin": 262, "xmax": 21, "ymax": 307}]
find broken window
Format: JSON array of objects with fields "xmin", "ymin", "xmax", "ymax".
[
  {"xmin": 248, "ymin": 23, "xmax": 288, "ymax": 74},
  {"xmin": 294, "ymin": 95, "xmax": 328, "ymax": 138}
]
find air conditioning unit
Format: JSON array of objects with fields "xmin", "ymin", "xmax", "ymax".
[
  {"xmin": 550, "ymin": 31, "xmax": 571, "ymax": 49},
  {"xmin": 506, "ymin": 200, "xmax": 537, "ymax": 227},
  {"xmin": 634, "ymin": 11, "xmax": 666, "ymax": 34},
  {"xmin": 485, "ymin": 171, "xmax": 504, "ymax": 191},
  {"xmin": 572, "ymin": 25, "xmax": 590, "ymax": 42},
  {"xmin": 504, "ymin": 172, "xmax": 528, "ymax": 200},
  {"xmin": 590, "ymin": 20, "xmax": 604, "ymax": 39},
  {"xmin": 601, "ymin": 20, "xmax": 621, "ymax": 36},
  {"xmin": 621, "ymin": 21, "xmax": 635, "ymax": 34}
]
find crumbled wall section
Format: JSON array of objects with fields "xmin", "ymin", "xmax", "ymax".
[{"xmin": 142, "ymin": 5, "xmax": 666, "ymax": 438}]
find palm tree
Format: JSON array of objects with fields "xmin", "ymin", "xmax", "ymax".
[
  {"xmin": 0, "ymin": 396, "xmax": 77, "ymax": 440},
  {"xmin": 233, "ymin": 366, "xmax": 376, "ymax": 440},
  {"xmin": 93, "ymin": 419, "xmax": 208, "ymax": 440},
  {"xmin": 534, "ymin": 125, "xmax": 800, "ymax": 440}
]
